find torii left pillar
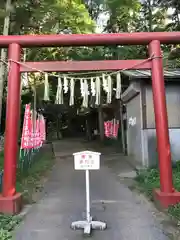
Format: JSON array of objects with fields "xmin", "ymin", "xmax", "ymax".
[{"xmin": 0, "ymin": 43, "xmax": 22, "ymax": 214}]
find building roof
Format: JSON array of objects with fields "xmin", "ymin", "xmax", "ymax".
[{"xmin": 122, "ymin": 69, "xmax": 180, "ymax": 79}]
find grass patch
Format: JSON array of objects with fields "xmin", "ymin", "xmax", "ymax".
[
  {"xmin": 135, "ymin": 168, "xmax": 160, "ymax": 200},
  {"xmin": 16, "ymin": 145, "xmax": 54, "ymax": 203},
  {"xmin": 168, "ymin": 204, "xmax": 180, "ymax": 221},
  {"xmin": 135, "ymin": 161, "xmax": 180, "ymax": 222},
  {"xmin": 0, "ymin": 151, "xmax": 4, "ymax": 169},
  {"xmin": 0, "ymin": 144, "xmax": 54, "ymax": 239},
  {"xmin": 0, "ymin": 215, "xmax": 21, "ymax": 240}
]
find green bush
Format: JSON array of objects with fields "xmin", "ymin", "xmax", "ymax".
[
  {"xmin": 135, "ymin": 161, "xmax": 180, "ymax": 221},
  {"xmin": 135, "ymin": 168, "xmax": 160, "ymax": 199}
]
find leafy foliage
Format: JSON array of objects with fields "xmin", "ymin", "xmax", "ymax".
[
  {"xmin": 136, "ymin": 161, "xmax": 180, "ymax": 221},
  {"xmin": 84, "ymin": 0, "xmax": 104, "ymax": 20},
  {"xmin": 0, "ymin": 215, "xmax": 21, "ymax": 240},
  {"xmin": 135, "ymin": 168, "xmax": 160, "ymax": 200},
  {"xmin": 0, "ymin": 0, "xmax": 95, "ymax": 34},
  {"xmin": 104, "ymin": 0, "xmax": 141, "ymax": 33}
]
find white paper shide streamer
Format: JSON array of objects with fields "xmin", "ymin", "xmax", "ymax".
[
  {"xmin": 46, "ymin": 71, "xmax": 121, "ymax": 107},
  {"xmin": 69, "ymin": 78, "xmax": 75, "ymax": 106},
  {"xmin": 63, "ymin": 76, "xmax": 69, "ymax": 94},
  {"xmin": 44, "ymin": 73, "xmax": 50, "ymax": 101},
  {"xmin": 102, "ymin": 74, "xmax": 108, "ymax": 93},
  {"xmin": 21, "ymin": 72, "xmax": 29, "ymax": 88},
  {"xmin": 107, "ymin": 75, "xmax": 112, "ymax": 103},
  {"xmin": 90, "ymin": 77, "xmax": 96, "ymax": 96},
  {"xmin": 95, "ymin": 77, "xmax": 101, "ymax": 105},
  {"xmin": 116, "ymin": 72, "xmax": 121, "ymax": 99},
  {"xmin": 81, "ymin": 79, "xmax": 89, "ymax": 108},
  {"xmin": 55, "ymin": 76, "xmax": 63, "ymax": 104},
  {"xmin": 80, "ymin": 79, "xmax": 85, "ymax": 107},
  {"xmin": 80, "ymin": 79, "xmax": 84, "ymax": 98}
]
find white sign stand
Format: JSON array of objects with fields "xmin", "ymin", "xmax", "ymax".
[{"xmin": 71, "ymin": 150, "xmax": 107, "ymax": 235}]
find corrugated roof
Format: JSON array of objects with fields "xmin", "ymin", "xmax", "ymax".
[{"xmin": 122, "ymin": 69, "xmax": 180, "ymax": 79}]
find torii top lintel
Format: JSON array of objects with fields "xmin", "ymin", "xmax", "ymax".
[{"xmin": 0, "ymin": 32, "xmax": 180, "ymax": 47}]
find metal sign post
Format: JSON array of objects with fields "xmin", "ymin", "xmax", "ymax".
[
  {"xmin": 85, "ymin": 169, "xmax": 91, "ymax": 224},
  {"xmin": 71, "ymin": 150, "xmax": 106, "ymax": 235}
]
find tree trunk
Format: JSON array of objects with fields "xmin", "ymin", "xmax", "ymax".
[
  {"xmin": 0, "ymin": 0, "xmax": 12, "ymax": 133},
  {"xmin": 147, "ymin": 0, "xmax": 153, "ymax": 32}
]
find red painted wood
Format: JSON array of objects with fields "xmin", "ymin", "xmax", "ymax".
[
  {"xmin": 3, "ymin": 43, "xmax": 21, "ymax": 197},
  {"xmin": 0, "ymin": 32, "xmax": 180, "ymax": 47},
  {"xmin": 20, "ymin": 60, "xmax": 151, "ymax": 72},
  {"xmin": 149, "ymin": 40, "xmax": 173, "ymax": 193}
]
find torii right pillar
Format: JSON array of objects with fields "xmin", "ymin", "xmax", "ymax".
[{"xmin": 149, "ymin": 40, "xmax": 180, "ymax": 207}]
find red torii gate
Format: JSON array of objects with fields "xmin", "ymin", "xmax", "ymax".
[{"xmin": 1, "ymin": 32, "xmax": 180, "ymax": 214}]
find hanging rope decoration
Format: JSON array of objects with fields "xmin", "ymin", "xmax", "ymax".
[
  {"xmin": 69, "ymin": 78, "xmax": 75, "ymax": 106},
  {"xmin": 44, "ymin": 73, "xmax": 50, "ymax": 101},
  {"xmin": 116, "ymin": 72, "xmax": 122, "ymax": 99},
  {"xmin": 95, "ymin": 76, "xmax": 101, "ymax": 105},
  {"xmin": 63, "ymin": 75, "xmax": 68, "ymax": 94},
  {"xmin": 107, "ymin": 75, "xmax": 112, "ymax": 104},
  {"xmin": 85, "ymin": 79, "xmax": 89, "ymax": 107},
  {"xmin": 102, "ymin": 74, "xmax": 108, "ymax": 93},
  {"xmin": 21, "ymin": 72, "xmax": 29, "ymax": 95},
  {"xmin": 80, "ymin": 79, "xmax": 84, "ymax": 100},
  {"xmin": 52, "ymin": 71, "xmax": 122, "ymax": 107},
  {"xmin": 90, "ymin": 77, "xmax": 96, "ymax": 96},
  {"xmin": 55, "ymin": 76, "xmax": 64, "ymax": 104},
  {"xmin": 81, "ymin": 79, "xmax": 89, "ymax": 108}
]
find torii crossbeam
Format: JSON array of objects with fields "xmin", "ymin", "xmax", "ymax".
[{"xmin": 1, "ymin": 32, "xmax": 180, "ymax": 214}]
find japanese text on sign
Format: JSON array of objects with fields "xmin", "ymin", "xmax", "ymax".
[{"xmin": 73, "ymin": 151, "xmax": 101, "ymax": 170}]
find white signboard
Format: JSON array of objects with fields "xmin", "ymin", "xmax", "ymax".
[{"xmin": 73, "ymin": 151, "xmax": 101, "ymax": 170}]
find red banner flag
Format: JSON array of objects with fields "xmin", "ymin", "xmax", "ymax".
[
  {"xmin": 40, "ymin": 115, "xmax": 46, "ymax": 143},
  {"xmin": 21, "ymin": 105, "xmax": 46, "ymax": 149},
  {"xmin": 35, "ymin": 116, "xmax": 42, "ymax": 148},
  {"xmin": 104, "ymin": 119, "xmax": 119, "ymax": 139},
  {"xmin": 21, "ymin": 104, "xmax": 32, "ymax": 149}
]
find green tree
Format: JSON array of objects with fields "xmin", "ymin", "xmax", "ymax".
[
  {"xmin": 157, "ymin": 0, "xmax": 180, "ymax": 31},
  {"xmin": 0, "ymin": 0, "xmax": 12, "ymax": 133},
  {"xmin": 104, "ymin": 0, "xmax": 141, "ymax": 33},
  {"xmin": 0, "ymin": 0, "xmax": 96, "ymax": 134},
  {"xmin": 84, "ymin": 0, "xmax": 104, "ymax": 20}
]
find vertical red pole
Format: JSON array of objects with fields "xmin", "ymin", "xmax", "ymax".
[
  {"xmin": 3, "ymin": 43, "xmax": 21, "ymax": 197},
  {"xmin": 149, "ymin": 40, "xmax": 173, "ymax": 193}
]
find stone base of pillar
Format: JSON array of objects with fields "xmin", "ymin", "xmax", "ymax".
[
  {"xmin": 154, "ymin": 189, "xmax": 180, "ymax": 208},
  {"xmin": 0, "ymin": 193, "xmax": 22, "ymax": 214}
]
